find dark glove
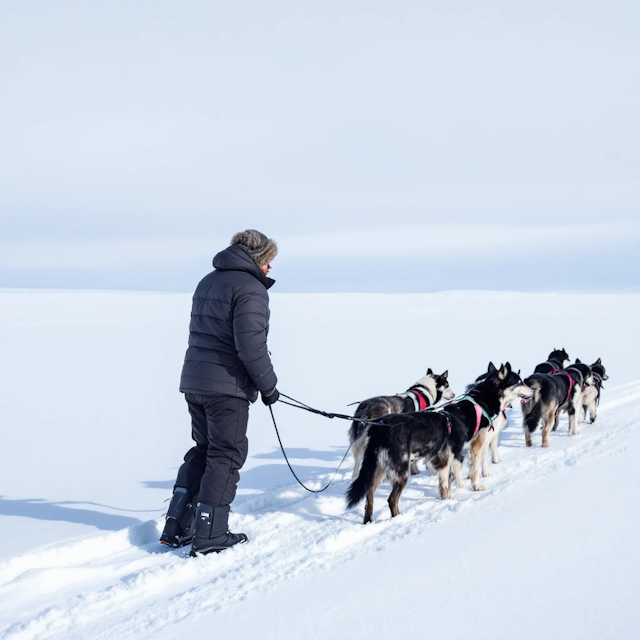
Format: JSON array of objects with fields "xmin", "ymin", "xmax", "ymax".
[{"xmin": 261, "ymin": 388, "xmax": 280, "ymax": 406}]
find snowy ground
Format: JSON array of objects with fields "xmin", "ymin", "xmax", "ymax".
[{"xmin": 1, "ymin": 290, "xmax": 639, "ymax": 639}]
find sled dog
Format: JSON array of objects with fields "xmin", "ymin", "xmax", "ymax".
[
  {"xmin": 468, "ymin": 363, "xmax": 532, "ymax": 477},
  {"xmin": 522, "ymin": 361, "xmax": 594, "ymax": 446},
  {"xmin": 582, "ymin": 358, "xmax": 608, "ymax": 423},
  {"xmin": 349, "ymin": 369, "xmax": 454, "ymax": 478},
  {"xmin": 346, "ymin": 363, "xmax": 533, "ymax": 523}
]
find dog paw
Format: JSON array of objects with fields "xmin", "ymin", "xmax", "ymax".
[
  {"xmin": 482, "ymin": 470, "xmax": 490, "ymax": 478},
  {"xmin": 473, "ymin": 484, "xmax": 486, "ymax": 492},
  {"xmin": 492, "ymin": 457, "xmax": 501, "ymax": 464},
  {"xmin": 542, "ymin": 440, "xmax": 550, "ymax": 448}
]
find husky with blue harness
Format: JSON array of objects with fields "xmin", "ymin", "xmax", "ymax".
[{"xmin": 346, "ymin": 363, "xmax": 533, "ymax": 524}]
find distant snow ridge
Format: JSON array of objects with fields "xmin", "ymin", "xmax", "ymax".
[{"xmin": 1, "ymin": 384, "xmax": 639, "ymax": 640}]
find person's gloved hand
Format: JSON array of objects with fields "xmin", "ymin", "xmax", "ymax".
[{"xmin": 261, "ymin": 388, "xmax": 280, "ymax": 406}]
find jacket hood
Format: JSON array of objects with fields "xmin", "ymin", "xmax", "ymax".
[{"xmin": 213, "ymin": 244, "xmax": 275, "ymax": 289}]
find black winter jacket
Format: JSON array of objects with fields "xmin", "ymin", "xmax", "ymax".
[{"xmin": 179, "ymin": 244, "xmax": 278, "ymax": 401}]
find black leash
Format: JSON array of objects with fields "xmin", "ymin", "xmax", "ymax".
[
  {"xmin": 268, "ymin": 405, "xmax": 352, "ymax": 493},
  {"xmin": 277, "ymin": 393, "xmax": 385, "ymax": 426},
  {"xmin": 267, "ymin": 393, "xmax": 389, "ymax": 494}
]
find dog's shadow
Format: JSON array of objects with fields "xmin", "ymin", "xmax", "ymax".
[{"xmin": 499, "ymin": 411, "xmax": 572, "ymax": 448}]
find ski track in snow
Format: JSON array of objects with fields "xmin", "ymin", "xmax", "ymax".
[{"xmin": 2, "ymin": 383, "xmax": 639, "ymax": 640}]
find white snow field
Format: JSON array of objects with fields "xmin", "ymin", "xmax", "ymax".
[{"xmin": 1, "ymin": 289, "xmax": 639, "ymax": 639}]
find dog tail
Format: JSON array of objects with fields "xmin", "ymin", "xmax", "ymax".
[
  {"xmin": 346, "ymin": 434, "xmax": 380, "ymax": 509},
  {"xmin": 523, "ymin": 376, "xmax": 543, "ymax": 433},
  {"xmin": 349, "ymin": 418, "xmax": 365, "ymax": 445}
]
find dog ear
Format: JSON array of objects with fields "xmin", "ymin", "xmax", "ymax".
[
  {"xmin": 517, "ymin": 369, "xmax": 521, "ymax": 376},
  {"xmin": 427, "ymin": 368, "xmax": 433, "ymax": 376},
  {"xmin": 498, "ymin": 364, "xmax": 508, "ymax": 380},
  {"xmin": 487, "ymin": 362, "xmax": 497, "ymax": 373},
  {"xmin": 596, "ymin": 357, "xmax": 602, "ymax": 365},
  {"xmin": 576, "ymin": 358, "xmax": 582, "ymax": 364},
  {"xmin": 441, "ymin": 370, "xmax": 448, "ymax": 380},
  {"xmin": 505, "ymin": 361, "xmax": 512, "ymax": 372}
]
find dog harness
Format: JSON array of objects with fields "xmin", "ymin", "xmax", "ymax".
[
  {"xmin": 405, "ymin": 385, "xmax": 435, "ymax": 411},
  {"xmin": 446, "ymin": 394, "xmax": 495, "ymax": 436},
  {"xmin": 544, "ymin": 360, "xmax": 561, "ymax": 374},
  {"xmin": 430, "ymin": 406, "xmax": 453, "ymax": 433},
  {"xmin": 552, "ymin": 370, "xmax": 575, "ymax": 405}
]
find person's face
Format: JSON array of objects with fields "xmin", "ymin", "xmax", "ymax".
[{"xmin": 260, "ymin": 263, "xmax": 271, "ymax": 275}]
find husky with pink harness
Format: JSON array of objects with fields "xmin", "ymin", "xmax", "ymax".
[{"xmin": 346, "ymin": 363, "xmax": 534, "ymax": 523}]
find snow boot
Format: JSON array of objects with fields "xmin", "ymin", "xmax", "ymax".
[
  {"xmin": 189, "ymin": 503, "xmax": 248, "ymax": 557},
  {"xmin": 159, "ymin": 487, "xmax": 196, "ymax": 548}
]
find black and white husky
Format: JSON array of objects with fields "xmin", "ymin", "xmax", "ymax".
[
  {"xmin": 582, "ymin": 358, "xmax": 608, "ymax": 423},
  {"xmin": 472, "ymin": 362, "xmax": 531, "ymax": 478},
  {"xmin": 346, "ymin": 364, "xmax": 533, "ymax": 524},
  {"xmin": 348, "ymin": 369, "xmax": 454, "ymax": 478},
  {"xmin": 534, "ymin": 348, "xmax": 571, "ymax": 374},
  {"xmin": 522, "ymin": 361, "xmax": 594, "ymax": 446}
]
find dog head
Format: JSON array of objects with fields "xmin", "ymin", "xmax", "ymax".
[
  {"xmin": 495, "ymin": 362, "xmax": 535, "ymax": 408},
  {"xmin": 590, "ymin": 358, "xmax": 609, "ymax": 381},
  {"xmin": 417, "ymin": 368, "xmax": 455, "ymax": 401},
  {"xmin": 549, "ymin": 347, "xmax": 571, "ymax": 368}
]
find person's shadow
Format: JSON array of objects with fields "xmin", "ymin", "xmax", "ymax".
[
  {"xmin": 142, "ymin": 446, "xmax": 351, "ymax": 493},
  {"xmin": 0, "ymin": 495, "xmax": 146, "ymax": 531}
]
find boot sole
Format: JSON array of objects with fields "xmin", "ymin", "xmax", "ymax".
[{"xmin": 189, "ymin": 538, "xmax": 248, "ymax": 557}]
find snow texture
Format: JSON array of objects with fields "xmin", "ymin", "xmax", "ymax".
[{"xmin": 1, "ymin": 290, "xmax": 639, "ymax": 639}]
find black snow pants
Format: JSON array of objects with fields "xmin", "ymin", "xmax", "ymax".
[{"xmin": 175, "ymin": 393, "xmax": 250, "ymax": 507}]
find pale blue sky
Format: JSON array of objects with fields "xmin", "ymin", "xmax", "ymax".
[{"xmin": 1, "ymin": 1, "xmax": 638, "ymax": 292}]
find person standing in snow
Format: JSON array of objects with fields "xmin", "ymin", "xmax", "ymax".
[{"xmin": 160, "ymin": 230, "xmax": 279, "ymax": 556}]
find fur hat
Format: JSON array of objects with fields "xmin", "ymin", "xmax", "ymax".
[{"xmin": 230, "ymin": 229, "xmax": 278, "ymax": 267}]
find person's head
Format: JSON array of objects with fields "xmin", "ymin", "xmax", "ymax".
[{"xmin": 230, "ymin": 230, "xmax": 278, "ymax": 274}]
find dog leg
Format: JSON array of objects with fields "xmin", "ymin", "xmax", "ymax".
[
  {"xmin": 470, "ymin": 433, "xmax": 486, "ymax": 491},
  {"xmin": 387, "ymin": 476, "xmax": 408, "ymax": 517},
  {"xmin": 437, "ymin": 454, "xmax": 453, "ymax": 500},
  {"xmin": 568, "ymin": 396, "xmax": 580, "ymax": 435},
  {"xmin": 482, "ymin": 433, "xmax": 491, "ymax": 477},
  {"xmin": 410, "ymin": 460, "xmax": 420, "ymax": 476},
  {"xmin": 363, "ymin": 469, "xmax": 385, "ymax": 525},
  {"xmin": 541, "ymin": 408, "xmax": 555, "ymax": 448},
  {"xmin": 552, "ymin": 409, "xmax": 561, "ymax": 432},
  {"xmin": 490, "ymin": 430, "xmax": 501, "ymax": 464},
  {"xmin": 452, "ymin": 456, "xmax": 465, "ymax": 490},
  {"xmin": 524, "ymin": 426, "xmax": 532, "ymax": 448}
]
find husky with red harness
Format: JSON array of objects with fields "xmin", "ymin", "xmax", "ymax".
[
  {"xmin": 346, "ymin": 363, "xmax": 533, "ymax": 524},
  {"xmin": 348, "ymin": 369, "xmax": 454, "ymax": 478},
  {"xmin": 522, "ymin": 360, "xmax": 594, "ymax": 447}
]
